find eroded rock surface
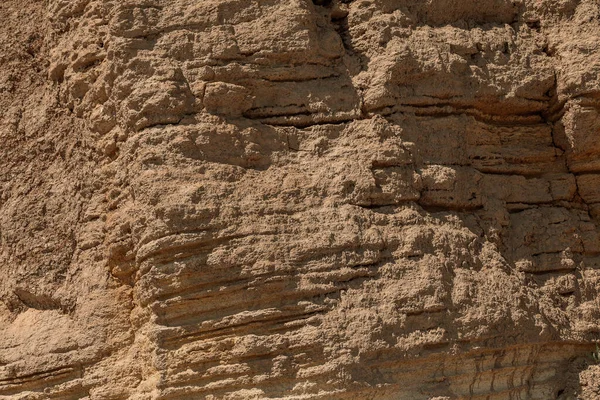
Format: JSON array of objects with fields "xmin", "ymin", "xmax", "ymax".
[{"xmin": 1, "ymin": 0, "xmax": 600, "ymax": 399}]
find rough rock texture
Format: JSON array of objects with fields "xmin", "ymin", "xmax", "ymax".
[{"xmin": 1, "ymin": 0, "xmax": 600, "ymax": 399}]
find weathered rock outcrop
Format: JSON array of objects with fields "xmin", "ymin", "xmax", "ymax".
[{"xmin": 1, "ymin": 0, "xmax": 600, "ymax": 399}]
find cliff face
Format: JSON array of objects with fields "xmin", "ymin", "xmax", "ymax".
[{"xmin": 1, "ymin": 0, "xmax": 600, "ymax": 399}]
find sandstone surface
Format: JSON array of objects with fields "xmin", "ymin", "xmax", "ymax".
[{"xmin": 1, "ymin": 0, "xmax": 600, "ymax": 399}]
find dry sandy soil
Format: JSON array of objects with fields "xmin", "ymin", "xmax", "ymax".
[{"xmin": 1, "ymin": 0, "xmax": 600, "ymax": 399}]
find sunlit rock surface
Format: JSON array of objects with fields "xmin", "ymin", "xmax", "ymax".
[{"xmin": 1, "ymin": 0, "xmax": 600, "ymax": 398}]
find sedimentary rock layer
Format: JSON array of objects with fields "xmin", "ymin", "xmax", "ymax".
[{"xmin": 1, "ymin": 0, "xmax": 600, "ymax": 399}]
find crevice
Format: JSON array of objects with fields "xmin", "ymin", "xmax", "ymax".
[
  {"xmin": 13, "ymin": 288, "xmax": 67, "ymax": 312},
  {"xmin": 352, "ymin": 203, "xmax": 408, "ymax": 211},
  {"xmin": 251, "ymin": 114, "xmax": 360, "ymax": 128},
  {"xmin": 523, "ymin": 268, "xmax": 579, "ymax": 276},
  {"xmin": 139, "ymin": 112, "xmax": 198, "ymax": 132},
  {"xmin": 160, "ymin": 308, "xmax": 327, "ymax": 349},
  {"xmin": 0, "ymin": 365, "xmax": 83, "ymax": 396},
  {"xmin": 418, "ymin": 203, "xmax": 485, "ymax": 214},
  {"xmin": 375, "ymin": 104, "xmax": 547, "ymax": 126},
  {"xmin": 405, "ymin": 307, "xmax": 447, "ymax": 317},
  {"xmin": 573, "ymin": 174, "xmax": 594, "ymax": 220},
  {"xmin": 258, "ymin": 74, "xmax": 340, "ymax": 83}
]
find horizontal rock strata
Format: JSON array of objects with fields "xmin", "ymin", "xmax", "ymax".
[{"xmin": 1, "ymin": 0, "xmax": 600, "ymax": 399}]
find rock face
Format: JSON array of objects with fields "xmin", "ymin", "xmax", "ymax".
[{"xmin": 1, "ymin": 0, "xmax": 600, "ymax": 398}]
